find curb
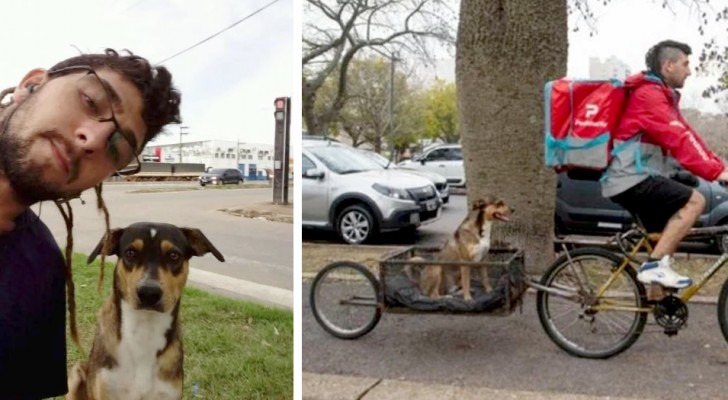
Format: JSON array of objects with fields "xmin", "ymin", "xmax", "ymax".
[
  {"xmin": 302, "ymin": 372, "xmax": 650, "ymax": 400},
  {"xmin": 188, "ymin": 268, "xmax": 292, "ymax": 310}
]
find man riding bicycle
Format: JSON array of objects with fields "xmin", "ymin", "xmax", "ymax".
[{"xmin": 602, "ymin": 39, "xmax": 728, "ymax": 289}]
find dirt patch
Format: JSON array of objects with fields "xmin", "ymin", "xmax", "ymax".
[
  {"xmin": 673, "ymin": 256, "xmax": 728, "ymax": 297},
  {"xmin": 222, "ymin": 202, "xmax": 293, "ymax": 224},
  {"xmin": 302, "ymin": 243, "xmax": 402, "ymax": 278}
]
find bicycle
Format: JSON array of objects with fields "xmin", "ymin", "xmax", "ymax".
[{"xmin": 534, "ymin": 221, "xmax": 728, "ymax": 359}]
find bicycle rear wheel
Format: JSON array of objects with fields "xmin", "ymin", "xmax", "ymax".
[
  {"xmin": 309, "ymin": 261, "xmax": 381, "ymax": 339},
  {"xmin": 536, "ymin": 247, "xmax": 647, "ymax": 358}
]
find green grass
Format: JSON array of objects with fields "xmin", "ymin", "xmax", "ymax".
[{"xmin": 56, "ymin": 254, "xmax": 292, "ymax": 399}]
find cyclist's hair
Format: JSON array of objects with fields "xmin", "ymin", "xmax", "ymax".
[
  {"xmin": 48, "ymin": 48, "xmax": 182, "ymax": 147},
  {"xmin": 645, "ymin": 40, "xmax": 692, "ymax": 78}
]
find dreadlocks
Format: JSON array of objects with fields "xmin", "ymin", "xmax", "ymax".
[{"xmin": 50, "ymin": 183, "xmax": 112, "ymax": 351}]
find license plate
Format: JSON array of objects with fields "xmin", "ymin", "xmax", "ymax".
[
  {"xmin": 425, "ymin": 200, "xmax": 437, "ymax": 211},
  {"xmin": 410, "ymin": 213, "xmax": 420, "ymax": 224}
]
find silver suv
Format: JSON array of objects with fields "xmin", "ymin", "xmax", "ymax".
[{"xmin": 302, "ymin": 140, "xmax": 442, "ymax": 244}]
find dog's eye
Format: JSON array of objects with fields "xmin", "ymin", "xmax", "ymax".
[
  {"xmin": 124, "ymin": 249, "xmax": 137, "ymax": 259},
  {"xmin": 168, "ymin": 251, "xmax": 181, "ymax": 262}
]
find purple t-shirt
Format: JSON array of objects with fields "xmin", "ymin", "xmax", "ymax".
[{"xmin": 0, "ymin": 210, "xmax": 67, "ymax": 399}]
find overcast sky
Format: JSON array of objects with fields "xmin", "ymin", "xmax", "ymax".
[
  {"xmin": 0, "ymin": 0, "xmax": 293, "ymax": 146},
  {"xmin": 422, "ymin": 0, "xmax": 728, "ymax": 113}
]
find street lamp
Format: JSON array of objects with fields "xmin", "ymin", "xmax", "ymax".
[{"xmin": 179, "ymin": 126, "xmax": 189, "ymax": 163}]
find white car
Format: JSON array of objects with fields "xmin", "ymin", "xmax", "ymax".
[
  {"xmin": 355, "ymin": 149, "xmax": 450, "ymax": 204},
  {"xmin": 398, "ymin": 144, "xmax": 465, "ymax": 187}
]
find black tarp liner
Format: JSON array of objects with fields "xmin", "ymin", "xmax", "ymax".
[{"xmin": 381, "ymin": 249, "xmax": 528, "ymax": 313}]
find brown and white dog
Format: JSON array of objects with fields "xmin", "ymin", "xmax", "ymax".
[
  {"xmin": 66, "ymin": 222, "xmax": 225, "ymax": 400},
  {"xmin": 415, "ymin": 197, "xmax": 513, "ymax": 301}
]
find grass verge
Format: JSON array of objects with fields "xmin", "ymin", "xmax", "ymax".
[{"xmin": 55, "ymin": 254, "xmax": 292, "ymax": 400}]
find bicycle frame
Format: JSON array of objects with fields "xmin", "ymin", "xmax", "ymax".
[{"xmin": 533, "ymin": 226, "xmax": 728, "ymax": 314}]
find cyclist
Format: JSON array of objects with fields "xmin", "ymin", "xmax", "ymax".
[{"xmin": 602, "ymin": 39, "xmax": 728, "ymax": 289}]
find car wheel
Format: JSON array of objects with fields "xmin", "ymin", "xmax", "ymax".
[
  {"xmin": 336, "ymin": 205, "xmax": 376, "ymax": 245},
  {"xmin": 442, "ymin": 196, "xmax": 449, "ymax": 204},
  {"xmin": 718, "ymin": 233, "xmax": 728, "ymax": 254}
]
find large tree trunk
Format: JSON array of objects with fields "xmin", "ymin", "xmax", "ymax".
[{"xmin": 456, "ymin": 0, "xmax": 567, "ymax": 272}]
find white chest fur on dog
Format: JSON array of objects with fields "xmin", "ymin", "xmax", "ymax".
[
  {"xmin": 99, "ymin": 301, "xmax": 180, "ymax": 400},
  {"xmin": 471, "ymin": 221, "xmax": 493, "ymax": 261}
]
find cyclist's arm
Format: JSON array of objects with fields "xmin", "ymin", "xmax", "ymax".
[{"xmin": 634, "ymin": 86, "xmax": 724, "ymax": 181}]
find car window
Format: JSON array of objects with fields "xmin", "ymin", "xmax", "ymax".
[
  {"xmin": 425, "ymin": 148, "xmax": 449, "ymax": 161},
  {"xmin": 302, "ymin": 155, "xmax": 316, "ymax": 174},
  {"xmin": 210, "ymin": 169, "xmax": 226, "ymax": 174},
  {"xmin": 448, "ymin": 147, "xmax": 463, "ymax": 161},
  {"xmin": 307, "ymin": 146, "xmax": 383, "ymax": 174}
]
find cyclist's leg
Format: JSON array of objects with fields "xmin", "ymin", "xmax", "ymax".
[
  {"xmin": 652, "ymin": 189, "xmax": 705, "ymax": 258},
  {"xmin": 609, "ymin": 176, "xmax": 701, "ymax": 288}
]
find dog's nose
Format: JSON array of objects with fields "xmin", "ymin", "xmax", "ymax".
[{"xmin": 137, "ymin": 284, "xmax": 162, "ymax": 308}]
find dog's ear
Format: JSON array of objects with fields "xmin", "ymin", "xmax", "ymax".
[
  {"xmin": 87, "ymin": 228, "xmax": 124, "ymax": 264},
  {"xmin": 471, "ymin": 198, "xmax": 486, "ymax": 210},
  {"xmin": 483, "ymin": 195, "xmax": 497, "ymax": 205},
  {"xmin": 181, "ymin": 228, "xmax": 225, "ymax": 262}
]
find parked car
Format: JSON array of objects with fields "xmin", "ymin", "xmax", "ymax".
[
  {"xmin": 398, "ymin": 144, "xmax": 465, "ymax": 187},
  {"xmin": 199, "ymin": 168, "xmax": 244, "ymax": 186},
  {"xmin": 354, "ymin": 148, "xmax": 450, "ymax": 204},
  {"xmin": 302, "ymin": 140, "xmax": 442, "ymax": 244},
  {"xmin": 555, "ymin": 170, "xmax": 728, "ymax": 252}
]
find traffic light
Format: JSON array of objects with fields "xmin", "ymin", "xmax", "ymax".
[
  {"xmin": 273, "ymin": 97, "xmax": 291, "ymax": 204},
  {"xmin": 274, "ymin": 97, "xmax": 287, "ymax": 121}
]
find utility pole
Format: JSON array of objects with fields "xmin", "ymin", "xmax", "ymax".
[
  {"xmin": 179, "ymin": 126, "xmax": 189, "ymax": 163},
  {"xmin": 236, "ymin": 138, "xmax": 240, "ymax": 168},
  {"xmin": 387, "ymin": 53, "xmax": 398, "ymax": 160}
]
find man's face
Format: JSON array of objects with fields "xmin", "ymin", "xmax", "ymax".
[
  {"xmin": 663, "ymin": 52, "xmax": 691, "ymax": 89},
  {"xmin": 0, "ymin": 68, "xmax": 146, "ymax": 204}
]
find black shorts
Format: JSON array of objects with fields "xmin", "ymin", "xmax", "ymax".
[{"xmin": 609, "ymin": 175, "xmax": 693, "ymax": 233}]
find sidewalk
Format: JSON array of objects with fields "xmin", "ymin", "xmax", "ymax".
[{"xmin": 302, "ymin": 372, "xmax": 650, "ymax": 400}]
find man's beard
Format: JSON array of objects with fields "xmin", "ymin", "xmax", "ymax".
[{"xmin": 0, "ymin": 101, "xmax": 68, "ymax": 205}]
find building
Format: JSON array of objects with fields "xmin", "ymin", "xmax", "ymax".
[
  {"xmin": 589, "ymin": 56, "xmax": 631, "ymax": 80},
  {"xmin": 143, "ymin": 140, "xmax": 274, "ymax": 180}
]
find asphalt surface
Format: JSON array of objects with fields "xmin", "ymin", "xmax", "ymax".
[
  {"xmin": 303, "ymin": 196, "xmax": 465, "ymax": 247},
  {"xmin": 303, "ymin": 194, "xmax": 728, "ymax": 398},
  {"xmin": 303, "ymin": 281, "xmax": 728, "ymax": 399},
  {"xmin": 35, "ymin": 182, "xmax": 293, "ymax": 292}
]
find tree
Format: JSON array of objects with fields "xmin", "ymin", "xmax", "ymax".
[
  {"xmin": 456, "ymin": 1, "xmax": 567, "ymax": 271},
  {"xmin": 303, "ymin": 0, "xmax": 454, "ymax": 135},
  {"xmin": 422, "ymin": 80, "xmax": 459, "ymax": 143},
  {"xmin": 338, "ymin": 56, "xmax": 424, "ymax": 152}
]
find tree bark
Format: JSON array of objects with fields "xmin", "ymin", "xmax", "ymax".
[{"xmin": 456, "ymin": 0, "xmax": 567, "ymax": 272}]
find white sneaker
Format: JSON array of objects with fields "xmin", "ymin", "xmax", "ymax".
[{"xmin": 637, "ymin": 255, "xmax": 692, "ymax": 289}]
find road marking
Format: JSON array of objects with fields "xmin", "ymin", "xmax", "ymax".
[{"xmin": 189, "ymin": 267, "xmax": 292, "ymax": 309}]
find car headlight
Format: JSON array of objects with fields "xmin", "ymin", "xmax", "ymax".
[{"xmin": 372, "ymin": 183, "xmax": 412, "ymax": 200}]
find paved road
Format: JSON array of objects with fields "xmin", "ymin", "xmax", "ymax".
[
  {"xmin": 303, "ymin": 194, "xmax": 467, "ymax": 247},
  {"xmin": 303, "ymin": 282, "xmax": 728, "ymax": 399},
  {"xmin": 36, "ymin": 182, "xmax": 293, "ymax": 292}
]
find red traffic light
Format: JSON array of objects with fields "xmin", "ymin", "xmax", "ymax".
[{"xmin": 275, "ymin": 98, "xmax": 286, "ymax": 110}]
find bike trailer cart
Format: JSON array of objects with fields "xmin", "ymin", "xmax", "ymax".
[{"xmin": 309, "ymin": 246, "xmax": 528, "ymax": 340}]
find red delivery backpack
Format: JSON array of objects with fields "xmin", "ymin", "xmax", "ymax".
[{"xmin": 544, "ymin": 79, "xmax": 626, "ymax": 172}]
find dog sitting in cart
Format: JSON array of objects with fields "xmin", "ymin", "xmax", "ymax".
[{"xmin": 405, "ymin": 197, "xmax": 514, "ymax": 302}]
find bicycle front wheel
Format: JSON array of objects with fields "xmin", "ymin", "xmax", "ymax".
[
  {"xmin": 309, "ymin": 261, "xmax": 381, "ymax": 339},
  {"xmin": 536, "ymin": 247, "xmax": 647, "ymax": 359}
]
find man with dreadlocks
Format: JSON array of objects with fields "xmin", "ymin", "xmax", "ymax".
[
  {"xmin": 602, "ymin": 40, "xmax": 728, "ymax": 290},
  {"xmin": 0, "ymin": 49, "xmax": 181, "ymax": 398}
]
